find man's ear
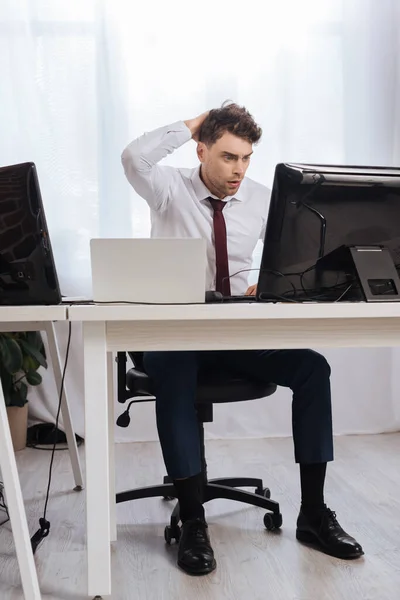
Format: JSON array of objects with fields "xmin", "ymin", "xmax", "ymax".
[{"xmin": 197, "ymin": 142, "xmax": 207, "ymax": 163}]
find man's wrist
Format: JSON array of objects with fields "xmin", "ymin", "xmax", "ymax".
[{"xmin": 183, "ymin": 119, "xmax": 195, "ymax": 138}]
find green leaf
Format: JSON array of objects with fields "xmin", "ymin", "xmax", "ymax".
[
  {"xmin": 25, "ymin": 331, "xmax": 39, "ymax": 346},
  {"xmin": 10, "ymin": 388, "xmax": 27, "ymax": 407},
  {"xmin": 22, "ymin": 354, "xmax": 38, "ymax": 373},
  {"xmin": 18, "ymin": 339, "xmax": 47, "ymax": 369},
  {"xmin": 0, "ymin": 366, "xmax": 12, "ymax": 388},
  {"xmin": 25, "ymin": 331, "xmax": 46, "ymax": 360},
  {"xmin": 18, "ymin": 382, "xmax": 28, "ymax": 402},
  {"xmin": 0, "ymin": 336, "xmax": 23, "ymax": 374},
  {"xmin": 25, "ymin": 331, "xmax": 42, "ymax": 350},
  {"xmin": 26, "ymin": 370, "xmax": 42, "ymax": 386}
]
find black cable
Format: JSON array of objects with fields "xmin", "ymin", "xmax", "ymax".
[
  {"xmin": 25, "ymin": 423, "xmax": 84, "ymax": 451},
  {"xmin": 282, "ymin": 278, "xmax": 357, "ymax": 302},
  {"xmin": 299, "ymin": 268, "xmax": 350, "ymax": 300},
  {"xmin": 66, "ymin": 299, "xmax": 207, "ymax": 305},
  {"xmin": 63, "ymin": 269, "xmax": 299, "ymax": 305},
  {"xmin": 334, "ymin": 283, "xmax": 354, "ymax": 303},
  {"xmin": 300, "ymin": 264, "xmax": 318, "ymax": 297},
  {"xmin": 222, "ymin": 267, "xmax": 297, "ymax": 297},
  {"xmin": 30, "ymin": 321, "xmax": 72, "ymax": 554},
  {"xmin": 67, "ymin": 255, "xmax": 379, "ymax": 307},
  {"xmin": 26, "ymin": 442, "xmax": 83, "ymax": 451},
  {"xmin": 258, "ymin": 292, "xmax": 300, "ymax": 303},
  {"xmin": 293, "ymin": 174, "xmax": 327, "ymax": 258},
  {"xmin": 207, "ymin": 256, "xmax": 396, "ymax": 303},
  {"xmin": 255, "ymin": 261, "xmax": 357, "ymax": 303},
  {"xmin": 224, "ymin": 264, "xmax": 351, "ymax": 302},
  {"xmin": 301, "ymin": 202, "xmax": 327, "ymax": 259}
]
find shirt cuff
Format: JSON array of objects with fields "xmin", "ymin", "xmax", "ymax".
[{"xmin": 166, "ymin": 120, "xmax": 192, "ymax": 144}]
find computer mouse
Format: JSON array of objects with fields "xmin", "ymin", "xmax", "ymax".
[{"xmin": 205, "ymin": 290, "xmax": 223, "ymax": 303}]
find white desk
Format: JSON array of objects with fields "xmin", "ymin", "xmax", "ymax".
[
  {"xmin": 0, "ymin": 310, "xmax": 84, "ymax": 492},
  {"xmin": 69, "ymin": 301, "xmax": 400, "ymax": 598},
  {"xmin": 0, "ymin": 305, "xmax": 83, "ymax": 600}
]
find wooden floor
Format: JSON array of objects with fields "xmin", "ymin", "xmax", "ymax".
[{"xmin": 0, "ymin": 433, "xmax": 399, "ymax": 600}]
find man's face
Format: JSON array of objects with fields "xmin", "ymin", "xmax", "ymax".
[{"xmin": 197, "ymin": 132, "xmax": 253, "ymax": 198}]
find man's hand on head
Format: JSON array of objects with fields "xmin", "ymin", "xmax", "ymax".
[
  {"xmin": 184, "ymin": 111, "xmax": 210, "ymax": 141},
  {"xmin": 245, "ymin": 284, "xmax": 257, "ymax": 296}
]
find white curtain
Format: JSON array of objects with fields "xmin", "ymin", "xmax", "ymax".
[{"xmin": 1, "ymin": 0, "xmax": 400, "ymax": 443}]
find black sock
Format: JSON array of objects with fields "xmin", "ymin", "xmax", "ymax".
[
  {"xmin": 173, "ymin": 472, "xmax": 205, "ymax": 523},
  {"xmin": 300, "ymin": 463, "xmax": 327, "ymax": 516}
]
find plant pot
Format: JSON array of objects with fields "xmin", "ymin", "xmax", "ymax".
[{"xmin": 6, "ymin": 404, "xmax": 28, "ymax": 451}]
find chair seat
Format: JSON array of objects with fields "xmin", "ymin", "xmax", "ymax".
[{"xmin": 126, "ymin": 367, "xmax": 277, "ymax": 404}]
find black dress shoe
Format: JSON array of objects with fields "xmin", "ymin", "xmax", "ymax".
[
  {"xmin": 296, "ymin": 507, "xmax": 364, "ymax": 559},
  {"xmin": 177, "ymin": 518, "xmax": 216, "ymax": 575}
]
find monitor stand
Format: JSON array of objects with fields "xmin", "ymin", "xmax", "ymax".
[{"xmin": 316, "ymin": 245, "xmax": 400, "ymax": 302}]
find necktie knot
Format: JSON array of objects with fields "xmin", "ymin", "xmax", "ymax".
[{"xmin": 208, "ymin": 198, "xmax": 226, "ymax": 212}]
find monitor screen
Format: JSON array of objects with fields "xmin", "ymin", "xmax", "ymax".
[
  {"xmin": 258, "ymin": 163, "xmax": 400, "ymax": 303},
  {"xmin": 0, "ymin": 162, "xmax": 61, "ymax": 305}
]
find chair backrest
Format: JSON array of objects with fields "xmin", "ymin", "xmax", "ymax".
[{"xmin": 128, "ymin": 351, "xmax": 145, "ymax": 372}]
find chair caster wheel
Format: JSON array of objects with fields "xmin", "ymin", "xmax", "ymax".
[
  {"xmin": 255, "ymin": 486, "xmax": 271, "ymax": 499},
  {"xmin": 264, "ymin": 512, "xmax": 282, "ymax": 531},
  {"xmin": 164, "ymin": 524, "xmax": 181, "ymax": 545},
  {"xmin": 163, "ymin": 495, "xmax": 175, "ymax": 501}
]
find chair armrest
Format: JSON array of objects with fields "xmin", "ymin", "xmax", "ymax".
[{"xmin": 126, "ymin": 368, "xmax": 154, "ymax": 397}]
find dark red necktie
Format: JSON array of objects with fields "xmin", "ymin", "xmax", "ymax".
[{"xmin": 208, "ymin": 198, "xmax": 231, "ymax": 296}]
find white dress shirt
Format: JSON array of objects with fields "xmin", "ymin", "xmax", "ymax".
[{"xmin": 121, "ymin": 121, "xmax": 271, "ymax": 295}]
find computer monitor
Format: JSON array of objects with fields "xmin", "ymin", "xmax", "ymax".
[
  {"xmin": 0, "ymin": 162, "xmax": 61, "ymax": 305},
  {"xmin": 257, "ymin": 163, "xmax": 400, "ymax": 303}
]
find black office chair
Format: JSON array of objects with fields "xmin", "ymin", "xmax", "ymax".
[{"xmin": 115, "ymin": 352, "xmax": 282, "ymax": 544}]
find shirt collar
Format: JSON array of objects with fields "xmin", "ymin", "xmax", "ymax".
[{"xmin": 190, "ymin": 166, "xmax": 245, "ymax": 203}]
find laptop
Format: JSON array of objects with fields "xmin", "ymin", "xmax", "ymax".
[{"xmin": 90, "ymin": 238, "xmax": 207, "ymax": 304}]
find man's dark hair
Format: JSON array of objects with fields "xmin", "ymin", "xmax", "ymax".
[{"xmin": 199, "ymin": 102, "xmax": 262, "ymax": 146}]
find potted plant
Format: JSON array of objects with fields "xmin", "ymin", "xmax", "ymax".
[{"xmin": 0, "ymin": 331, "xmax": 47, "ymax": 451}]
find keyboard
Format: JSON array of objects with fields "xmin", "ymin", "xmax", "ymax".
[
  {"xmin": 205, "ymin": 291, "xmax": 258, "ymax": 303},
  {"xmin": 223, "ymin": 295, "xmax": 257, "ymax": 303}
]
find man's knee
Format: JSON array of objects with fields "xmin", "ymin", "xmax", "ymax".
[
  {"xmin": 144, "ymin": 352, "xmax": 198, "ymax": 412},
  {"xmin": 301, "ymin": 350, "xmax": 331, "ymax": 379}
]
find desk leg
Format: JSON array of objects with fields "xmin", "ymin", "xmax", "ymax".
[
  {"xmin": 45, "ymin": 322, "xmax": 84, "ymax": 490},
  {"xmin": 107, "ymin": 351, "xmax": 117, "ymax": 542},
  {"xmin": 83, "ymin": 321, "xmax": 111, "ymax": 598},
  {"xmin": 0, "ymin": 384, "xmax": 41, "ymax": 599}
]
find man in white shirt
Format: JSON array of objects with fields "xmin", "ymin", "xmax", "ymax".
[{"xmin": 122, "ymin": 103, "xmax": 363, "ymax": 576}]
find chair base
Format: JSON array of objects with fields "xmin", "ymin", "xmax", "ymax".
[{"xmin": 116, "ymin": 476, "xmax": 282, "ymax": 541}]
